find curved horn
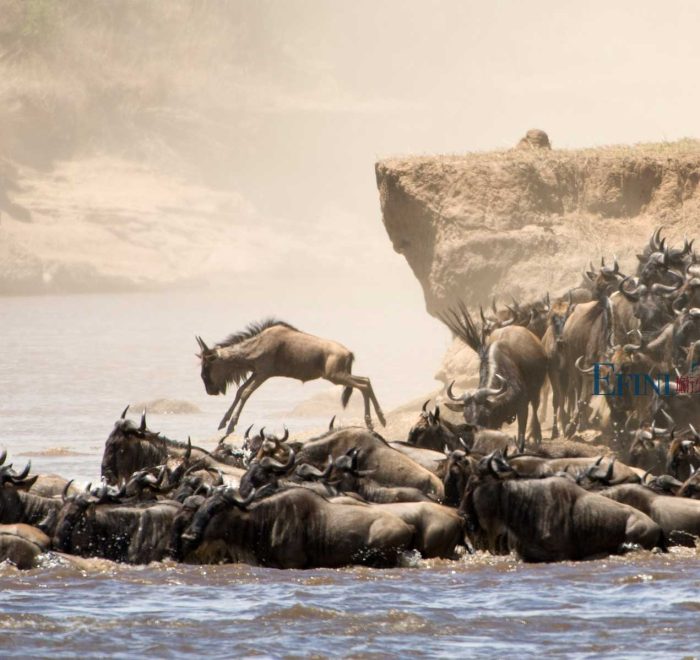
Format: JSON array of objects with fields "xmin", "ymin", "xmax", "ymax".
[
  {"xmin": 619, "ymin": 276, "xmax": 641, "ymax": 302},
  {"xmin": 62, "ymin": 479, "xmax": 74, "ymax": 502},
  {"xmin": 421, "ymin": 399, "xmax": 430, "ymax": 413},
  {"xmin": 0, "ymin": 449, "xmax": 6, "ymax": 466},
  {"xmin": 280, "ymin": 426, "xmax": 289, "ymax": 443},
  {"xmin": 446, "ymin": 381, "xmax": 465, "ymax": 402},
  {"xmin": 139, "ymin": 409, "xmax": 147, "ymax": 433},
  {"xmin": 329, "ymin": 415, "xmax": 336, "ymax": 430},
  {"xmin": 121, "ymin": 404, "xmax": 130, "ymax": 419},
  {"xmin": 196, "ymin": 336, "xmax": 210, "ymax": 352},
  {"xmin": 605, "ymin": 457, "xmax": 616, "ymax": 482},
  {"xmin": 651, "ymin": 282, "xmax": 681, "ymax": 297},
  {"xmin": 650, "ymin": 227, "xmax": 663, "ymax": 252},
  {"xmin": 478, "ymin": 373, "xmax": 508, "ymax": 399},
  {"xmin": 575, "ymin": 356, "xmax": 595, "ymax": 374},
  {"xmin": 244, "ymin": 424, "xmax": 253, "ymax": 440},
  {"xmin": 260, "ymin": 449, "xmax": 296, "ymax": 474},
  {"xmin": 11, "ymin": 461, "xmax": 31, "ymax": 482},
  {"xmin": 185, "ymin": 437, "xmax": 192, "ymax": 462}
]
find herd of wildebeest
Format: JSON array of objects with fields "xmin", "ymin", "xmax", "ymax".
[{"xmin": 2, "ymin": 227, "xmax": 700, "ymax": 570}]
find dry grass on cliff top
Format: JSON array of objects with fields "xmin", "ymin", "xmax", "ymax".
[{"xmin": 378, "ymin": 138, "xmax": 700, "ymax": 169}]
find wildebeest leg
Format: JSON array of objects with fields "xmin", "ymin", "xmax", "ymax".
[
  {"xmin": 329, "ymin": 374, "xmax": 377, "ymax": 429},
  {"xmin": 529, "ymin": 395, "xmax": 542, "ymax": 445},
  {"xmin": 224, "ymin": 374, "xmax": 267, "ymax": 434},
  {"xmin": 550, "ymin": 372, "xmax": 560, "ymax": 439},
  {"xmin": 516, "ymin": 401, "xmax": 529, "ymax": 452},
  {"xmin": 354, "ymin": 375, "xmax": 386, "ymax": 427},
  {"xmin": 218, "ymin": 374, "xmax": 255, "ymax": 431}
]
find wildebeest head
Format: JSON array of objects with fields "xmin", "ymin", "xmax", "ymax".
[
  {"xmin": 445, "ymin": 375, "xmax": 508, "ymax": 428},
  {"xmin": 0, "ymin": 454, "xmax": 37, "ymax": 492},
  {"xmin": 442, "ymin": 446, "xmax": 477, "ymax": 507},
  {"xmin": 178, "ymin": 486, "xmax": 256, "ymax": 559},
  {"xmin": 406, "ymin": 401, "xmax": 471, "ymax": 451},
  {"xmin": 239, "ymin": 449, "xmax": 295, "ymax": 498},
  {"xmin": 195, "ymin": 336, "xmax": 230, "ymax": 395},
  {"xmin": 548, "ymin": 294, "xmax": 574, "ymax": 345},
  {"xmin": 101, "ymin": 408, "xmax": 167, "ymax": 485},
  {"xmin": 678, "ymin": 463, "xmax": 700, "ymax": 499},
  {"xmin": 666, "ymin": 428, "xmax": 700, "ymax": 480}
]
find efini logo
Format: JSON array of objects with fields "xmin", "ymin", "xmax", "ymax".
[{"xmin": 592, "ymin": 363, "xmax": 700, "ymax": 396}]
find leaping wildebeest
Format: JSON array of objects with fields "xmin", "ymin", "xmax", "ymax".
[{"xmin": 196, "ymin": 319, "xmax": 385, "ymax": 434}]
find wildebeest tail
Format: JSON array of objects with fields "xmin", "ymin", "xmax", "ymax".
[
  {"xmin": 437, "ymin": 300, "xmax": 482, "ymax": 352},
  {"xmin": 341, "ymin": 386, "xmax": 353, "ymax": 408}
]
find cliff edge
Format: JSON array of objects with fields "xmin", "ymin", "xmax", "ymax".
[{"xmin": 376, "ymin": 139, "xmax": 700, "ymax": 316}]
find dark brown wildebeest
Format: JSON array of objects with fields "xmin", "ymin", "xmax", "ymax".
[
  {"xmin": 460, "ymin": 453, "xmax": 665, "ymax": 561},
  {"xmin": 177, "ymin": 486, "xmax": 414, "ymax": 568},
  {"xmin": 439, "ymin": 302, "xmax": 547, "ymax": 448},
  {"xmin": 101, "ymin": 408, "xmax": 244, "ymax": 487},
  {"xmin": 53, "ymin": 486, "xmax": 182, "ymax": 564},
  {"xmin": 196, "ymin": 319, "xmax": 385, "ymax": 433}
]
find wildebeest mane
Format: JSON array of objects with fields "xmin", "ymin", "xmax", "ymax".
[{"xmin": 216, "ymin": 318, "xmax": 298, "ymax": 349}]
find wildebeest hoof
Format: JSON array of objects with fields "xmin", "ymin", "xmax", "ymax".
[
  {"xmin": 378, "ymin": 412, "xmax": 387, "ymax": 427},
  {"xmin": 225, "ymin": 420, "xmax": 237, "ymax": 434},
  {"xmin": 218, "ymin": 419, "xmax": 227, "ymax": 431}
]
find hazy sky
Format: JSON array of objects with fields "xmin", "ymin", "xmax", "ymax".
[{"xmin": 202, "ymin": 0, "xmax": 700, "ymax": 302}]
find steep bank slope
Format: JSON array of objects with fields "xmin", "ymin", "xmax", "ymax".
[
  {"xmin": 376, "ymin": 139, "xmax": 700, "ymax": 385},
  {"xmin": 377, "ymin": 139, "xmax": 700, "ymax": 314}
]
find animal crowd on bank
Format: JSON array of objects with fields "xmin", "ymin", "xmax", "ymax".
[{"xmin": 1, "ymin": 228, "xmax": 699, "ymax": 570}]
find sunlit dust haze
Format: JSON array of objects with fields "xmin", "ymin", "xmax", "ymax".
[{"xmin": 2, "ymin": 0, "xmax": 700, "ymax": 422}]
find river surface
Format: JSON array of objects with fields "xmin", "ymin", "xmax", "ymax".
[{"xmin": 1, "ymin": 292, "xmax": 699, "ymax": 658}]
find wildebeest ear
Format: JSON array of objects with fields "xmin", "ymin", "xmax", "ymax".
[{"xmin": 444, "ymin": 402, "xmax": 464, "ymax": 413}]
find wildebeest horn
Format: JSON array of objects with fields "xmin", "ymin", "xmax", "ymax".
[
  {"xmin": 660, "ymin": 408, "xmax": 675, "ymax": 426},
  {"xmin": 649, "ymin": 227, "xmax": 663, "ymax": 252},
  {"xmin": 62, "ymin": 479, "xmax": 74, "ymax": 502},
  {"xmin": 651, "ymin": 282, "xmax": 681, "ymax": 296},
  {"xmin": 12, "ymin": 461, "xmax": 31, "ymax": 482},
  {"xmin": 474, "ymin": 374, "xmax": 508, "ymax": 402},
  {"xmin": 594, "ymin": 455, "xmax": 604, "ymax": 466},
  {"xmin": 458, "ymin": 437, "xmax": 470, "ymax": 451},
  {"xmin": 244, "ymin": 424, "xmax": 254, "ymax": 440},
  {"xmin": 260, "ymin": 449, "xmax": 296, "ymax": 473},
  {"xmin": 185, "ymin": 437, "xmax": 192, "ymax": 462},
  {"xmin": 0, "ymin": 449, "xmax": 6, "ymax": 466},
  {"xmin": 605, "ymin": 457, "xmax": 615, "ymax": 482},
  {"xmin": 329, "ymin": 415, "xmax": 336, "ymax": 430},
  {"xmin": 421, "ymin": 399, "xmax": 430, "ymax": 413},
  {"xmin": 689, "ymin": 423, "xmax": 700, "ymax": 440},
  {"xmin": 491, "ymin": 296, "xmax": 498, "ymax": 314},
  {"xmin": 575, "ymin": 356, "xmax": 595, "ymax": 374},
  {"xmin": 280, "ymin": 426, "xmax": 289, "ymax": 442},
  {"xmin": 196, "ymin": 335, "xmax": 210, "ymax": 352},
  {"xmin": 446, "ymin": 381, "xmax": 464, "ymax": 402},
  {"xmin": 121, "ymin": 405, "xmax": 129, "ymax": 419},
  {"xmin": 139, "ymin": 410, "xmax": 147, "ymax": 432},
  {"xmin": 224, "ymin": 487, "xmax": 256, "ymax": 509}
]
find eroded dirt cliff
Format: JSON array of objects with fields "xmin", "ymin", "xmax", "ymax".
[
  {"xmin": 376, "ymin": 138, "xmax": 700, "ymax": 387},
  {"xmin": 377, "ymin": 139, "xmax": 700, "ymax": 314}
]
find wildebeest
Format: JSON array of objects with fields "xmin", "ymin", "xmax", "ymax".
[
  {"xmin": 53, "ymin": 487, "xmax": 181, "ymax": 564},
  {"xmin": 460, "ymin": 453, "xmax": 664, "ymax": 561},
  {"xmin": 101, "ymin": 408, "xmax": 244, "ymax": 487},
  {"xmin": 178, "ymin": 486, "xmax": 414, "ymax": 568},
  {"xmin": 406, "ymin": 401, "xmax": 514, "ymax": 455},
  {"xmin": 294, "ymin": 427, "xmax": 444, "ymax": 500},
  {"xmin": 0, "ymin": 524, "xmax": 51, "ymax": 569},
  {"xmin": 196, "ymin": 319, "xmax": 385, "ymax": 433},
  {"xmin": 439, "ymin": 302, "xmax": 547, "ymax": 447},
  {"xmin": 600, "ymin": 484, "xmax": 700, "ymax": 542}
]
